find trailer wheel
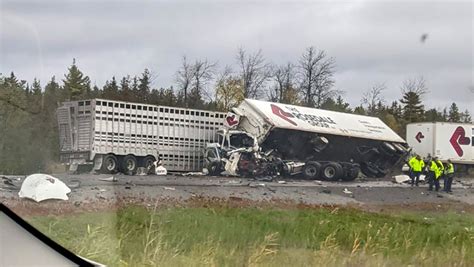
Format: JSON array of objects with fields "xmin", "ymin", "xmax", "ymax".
[
  {"xmin": 121, "ymin": 155, "xmax": 138, "ymax": 175},
  {"xmin": 101, "ymin": 154, "xmax": 118, "ymax": 174},
  {"xmin": 207, "ymin": 162, "xmax": 222, "ymax": 176},
  {"xmin": 302, "ymin": 161, "xmax": 321, "ymax": 180},
  {"xmin": 141, "ymin": 156, "xmax": 156, "ymax": 174},
  {"xmin": 343, "ymin": 165, "xmax": 360, "ymax": 181},
  {"xmin": 321, "ymin": 162, "xmax": 343, "ymax": 181}
]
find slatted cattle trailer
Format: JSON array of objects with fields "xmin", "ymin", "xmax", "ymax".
[{"xmin": 57, "ymin": 99, "xmax": 225, "ymax": 174}]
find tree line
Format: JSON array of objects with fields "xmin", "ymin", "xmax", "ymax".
[{"xmin": 0, "ymin": 47, "xmax": 471, "ymax": 174}]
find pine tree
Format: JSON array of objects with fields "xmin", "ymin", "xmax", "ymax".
[
  {"xmin": 448, "ymin": 102, "xmax": 461, "ymax": 122},
  {"xmin": 138, "ymin": 69, "xmax": 151, "ymax": 103},
  {"xmin": 400, "ymin": 91, "xmax": 424, "ymax": 122},
  {"xmin": 63, "ymin": 59, "xmax": 91, "ymax": 100},
  {"xmin": 460, "ymin": 109, "xmax": 472, "ymax": 123},
  {"xmin": 102, "ymin": 77, "xmax": 119, "ymax": 100}
]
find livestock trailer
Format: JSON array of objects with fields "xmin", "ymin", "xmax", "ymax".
[{"xmin": 57, "ymin": 99, "xmax": 225, "ymax": 173}]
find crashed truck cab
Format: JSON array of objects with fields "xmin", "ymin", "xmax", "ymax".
[{"xmin": 206, "ymin": 99, "xmax": 409, "ymax": 181}]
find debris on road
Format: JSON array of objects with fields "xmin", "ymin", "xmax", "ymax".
[
  {"xmin": 155, "ymin": 165, "xmax": 167, "ymax": 176},
  {"xmin": 343, "ymin": 188, "xmax": 353, "ymax": 194},
  {"xmin": 18, "ymin": 174, "xmax": 71, "ymax": 202},
  {"xmin": 321, "ymin": 189, "xmax": 331, "ymax": 194},
  {"xmin": 277, "ymin": 181, "xmax": 287, "ymax": 184},
  {"xmin": 99, "ymin": 176, "xmax": 117, "ymax": 182},
  {"xmin": 181, "ymin": 172, "xmax": 206, "ymax": 176},
  {"xmin": 392, "ymin": 174, "xmax": 425, "ymax": 184},
  {"xmin": 164, "ymin": 186, "xmax": 176, "ymax": 191},
  {"xmin": 67, "ymin": 179, "xmax": 81, "ymax": 189}
]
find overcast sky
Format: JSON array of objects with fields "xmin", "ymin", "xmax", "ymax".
[{"xmin": 1, "ymin": 0, "xmax": 473, "ymax": 114}]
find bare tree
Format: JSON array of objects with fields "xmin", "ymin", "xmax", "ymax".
[
  {"xmin": 361, "ymin": 83, "xmax": 386, "ymax": 116},
  {"xmin": 236, "ymin": 48, "xmax": 270, "ymax": 98},
  {"xmin": 191, "ymin": 59, "xmax": 216, "ymax": 102},
  {"xmin": 175, "ymin": 56, "xmax": 193, "ymax": 107},
  {"xmin": 401, "ymin": 76, "xmax": 428, "ymax": 95},
  {"xmin": 297, "ymin": 46, "xmax": 336, "ymax": 108},
  {"xmin": 270, "ymin": 62, "xmax": 298, "ymax": 104}
]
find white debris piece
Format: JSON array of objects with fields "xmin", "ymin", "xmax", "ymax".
[
  {"xmin": 99, "ymin": 176, "xmax": 117, "ymax": 182},
  {"xmin": 153, "ymin": 161, "xmax": 167, "ymax": 175},
  {"xmin": 163, "ymin": 186, "xmax": 176, "ymax": 191},
  {"xmin": 277, "ymin": 181, "xmax": 287, "ymax": 184},
  {"xmin": 392, "ymin": 174, "xmax": 426, "ymax": 184},
  {"xmin": 343, "ymin": 188, "xmax": 352, "ymax": 194},
  {"xmin": 156, "ymin": 166, "xmax": 167, "ymax": 175},
  {"xmin": 393, "ymin": 175, "xmax": 411, "ymax": 184},
  {"xmin": 18, "ymin": 174, "xmax": 71, "ymax": 202}
]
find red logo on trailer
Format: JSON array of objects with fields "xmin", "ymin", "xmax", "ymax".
[
  {"xmin": 271, "ymin": 104, "xmax": 297, "ymax": 126},
  {"xmin": 449, "ymin": 126, "xmax": 471, "ymax": 157},
  {"xmin": 415, "ymin": 132, "xmax": 424, "ymax": 143}
]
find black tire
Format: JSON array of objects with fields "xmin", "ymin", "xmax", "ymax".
[
  {"xmin": 207, "ymin": 161, "xmax": 222, "ymax": 176},
  {"xmin": 302, "ymin": 161, "xmax": 321, "ymax": 180},
  {"xmin": 321, "ymin": 162, "xmax": 343, "ymax": 181},
  {"xmin": 121, "ymin": 155, "xmax": 138, "ymax": 175},
  {"xmin": 379, "ymin": 142, "xmax": 397, "ymax": 156},
  {"xmin": 343, "ymin": 165, "xmax": 360, "ymax": 181},
  {"xmin": 101, "ymin": 154, "xmax": 118, "ymax": 174},
  {"xmin": 360, "ymin": 162, "xmax": 379, "ymax": 178},
  {"xmin": 141, "ymin": 156, "xmax": 156, "ymax": 174}
]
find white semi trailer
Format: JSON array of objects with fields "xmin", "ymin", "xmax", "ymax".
[
  {"xmin": 205, "ymin": 99, "xmax": 409, "ymax": 180},
  {"xmin": 57, "ymin": 99, "xmax": 226, "ymax": 174},
  {"xmin": 407, "ymin": 122, "xmax": 474, "ymax": 172}
]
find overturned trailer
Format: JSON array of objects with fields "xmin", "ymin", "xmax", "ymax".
[
  {"xmin": 57, "ymin": 99, "xmax": 225, "ymax": 174},
  {"xmin": 205, "ymin": 99, "xmax": 408, "ymax": 181}
]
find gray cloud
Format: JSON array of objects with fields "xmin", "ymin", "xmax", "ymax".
[{"xmin": 1, "ymin": 0, "xmax": 472, "ymax": 114}]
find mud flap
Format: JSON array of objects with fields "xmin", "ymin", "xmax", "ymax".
[
  {"xmin": 93, "ymin": 155, "xmax": 103, "ymax": 172},
  {"xmin": 68, "ymin": 163, "xmax": 78, "ymax": 173}
]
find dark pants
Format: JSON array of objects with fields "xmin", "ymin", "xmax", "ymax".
[
  {"xmin": 410, "ymin": 171, "xmax": 421, "ymax": 185},
  {"xmin": 444, "ymin": 174, "xmax": 454, "ymax": 192},
  {"xmin": 428, "ymin": 171, "xmax": 440, "ymax": 191}
]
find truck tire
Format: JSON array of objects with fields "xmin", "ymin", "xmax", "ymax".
[
  {"xmin": 121, "ymin": 155, "xmax": 138, "ymax": 175},
  {"xmin": 207, "ymin": 162, "xmax": 222, "ymax": 176},
  {"xmin": 302, "ymin": 161, "xmax": 321, "ymax": 180},
  {"xmin": 343, "ymin": 165, "xmax": 360, "ymax": 181},
  {"xmin": 360, "ymin": 162, "xmax": 380, "ymax": 178},
  {"xmin": 101, "ymin": 154, "xmax": 118, "ymax": 174},
  {"xmin": 321, "ymin": 162, "xmax": 343, "ymax": 181},
  {"xmin": 141, "ymin": 156, "xmax": 156, "ymax": 174}
]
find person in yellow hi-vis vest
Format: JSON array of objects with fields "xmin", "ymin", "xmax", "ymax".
[
  {"xmin": 428, "ymin": 157, "xmax": 440, "ymax": 191},
  {"xmin": 408, "ymin": 155, "xmax": 424, "ymax": 186},
  {"xmin": 436, "ymin": 158, "xmax": 445, "ymax": 182},
  {"xmin": 444, "ymin": 160, "xmax": 455, "ymax": 193}
]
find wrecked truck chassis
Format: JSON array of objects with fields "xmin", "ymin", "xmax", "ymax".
[
  {"xmin": 204, "ymin": 145, "xmax": 361, "ymax": 181},
  {"xmin": 261, "ymin": 129, "xmax": 408, "ymax": 178}
]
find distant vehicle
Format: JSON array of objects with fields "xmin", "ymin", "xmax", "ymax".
[
  {"xmin": 205, "ymin": 99, "xmax": 409, "ymax": 181},
  {"xmin": 57, "ymin": 99, "xmax": 225, "ymax": 174},
  {"xmin": 407, "ymin": 122, "xmax": 474, "ymax": 172}
]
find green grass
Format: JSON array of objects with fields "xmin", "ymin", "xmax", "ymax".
[{"xmin": 29, "ymin": 206, "xmax": 474, "ymax": 266}]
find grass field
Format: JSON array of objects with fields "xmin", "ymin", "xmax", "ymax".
[{"xmin": 29, "ymin": 205, "xmax": 474, "ymax": 266}]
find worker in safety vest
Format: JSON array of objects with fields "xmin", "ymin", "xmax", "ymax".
[
  {"xmin": 436, "ymin": 159, "xmax": 444, "ymax": 181},
  {"xmin": 428, "ymin": 157, "xmax": 440, "ymax": 191},
  {"xmin": 444, "ymin": 159, "xmax": 455, "ymax": 193},
  {"xmin": 408, "ymin": 155, "xmax": 424, "ymax": 186}
]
